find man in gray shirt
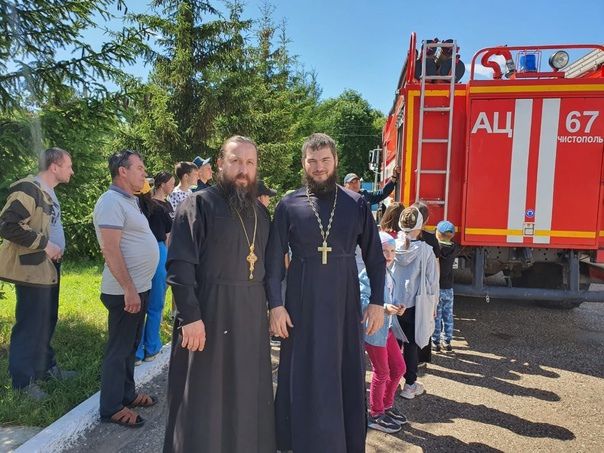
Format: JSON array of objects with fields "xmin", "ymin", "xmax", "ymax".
[{"xmin": 93, "ymin": 150, "xmax": 159, "ymax": 428}]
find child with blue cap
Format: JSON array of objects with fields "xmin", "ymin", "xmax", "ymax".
[{"xmin": 432, "ymin": 220, "xmax": 461, "ymax": 352}]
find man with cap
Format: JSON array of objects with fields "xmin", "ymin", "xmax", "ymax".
[
  {"xmin": 345, "ymin": 166, "xmax": 400, "ymax": 272},
  {"xmin": 343, "ymin": 165, "xmax": 400, "ymax": 206},
  {"xmin": 192, "ymin": 156, "xmax": 213, "ymax": 192},
  {"xmin": 257, "ymin": 180, "xmax": 277, "ymax": 208}
]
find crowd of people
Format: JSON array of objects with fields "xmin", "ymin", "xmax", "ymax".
[{"xmin": 0, "ymin": 134, "xmax": 462, "ymax": 452}]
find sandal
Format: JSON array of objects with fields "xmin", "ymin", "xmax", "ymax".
[
  {"xmin": 101, "ymin": 407, "xmax": 145, "ymax": 428},
  {"xmin": 127, "ymin": 393, "xmax": 158, "ymax": 408}
]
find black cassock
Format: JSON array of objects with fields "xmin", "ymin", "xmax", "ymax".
[
  {"xmin": 266, "ymin": 186, "xmax": 385, "ymax": 453},
  {"xmin": 163, "ymin": 187, "xmax": 276, "ymax": 453}
]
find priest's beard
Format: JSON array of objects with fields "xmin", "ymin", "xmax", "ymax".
[
  {"xmin": 304, "ymin": 169, "xmax": 338, "ymax": 196},
  {"xmin": 217, "ymin": 171, "xmax": 258, "ymax": 212}
]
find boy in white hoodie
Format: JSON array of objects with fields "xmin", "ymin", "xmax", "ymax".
[{"xmin": 392, "ymin": 206, "xmax": 439, "ymax": 399}]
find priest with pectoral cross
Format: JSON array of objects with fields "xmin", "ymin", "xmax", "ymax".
[
  {"xmin": 164, "ymin": 136, "xmax": 276, "ymax": 453},
  {"xmin": 265, "ymin": 133, "xmax": 386, "ymax": 453}
]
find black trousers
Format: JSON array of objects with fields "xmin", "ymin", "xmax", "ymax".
[
  {"xmin": 9, "ymin": 264, "xmax": 60, "ymax": 389},
  {"xmin": 99, "ymin": 291, "xmax": 148, "ymax": 418},
  {"xmin": 397, "ymin": 307, "xmax": 419, "ymax": 386}
]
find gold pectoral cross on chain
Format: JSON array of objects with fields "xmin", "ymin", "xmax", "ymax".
[
  {"xmin": 318, "ymin": 240, "xmax": 332, "ymax": 265},
  {"xmin": 246, "ymin": 244, "xmax": 258, "ymax": 280}
]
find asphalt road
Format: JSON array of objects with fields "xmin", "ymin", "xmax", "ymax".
[{"xmin": 64, "ymin": 297, "xmax": 604, "ymax": 452}]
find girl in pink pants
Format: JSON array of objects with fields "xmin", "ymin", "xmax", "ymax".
[{"xmin": 359, "ymin": 232, "xmax": 408, "ymax": 434}]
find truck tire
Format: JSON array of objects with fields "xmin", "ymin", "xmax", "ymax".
[
  {"xmin": 534, "ymin": 299, "xmax": 583, "ymax": 309},
  {"xmin": 512, "ymin": 262, "xmax": 562, "ymax": 289},
  {"xmin": 513, "ymin": 263, "xmax": 584, "ymax": 309}
]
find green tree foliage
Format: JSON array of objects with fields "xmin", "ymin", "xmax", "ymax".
[
  {"xmin": 128, "ymin": 0, "xmax": 247, "ymax": 161},
  {"xmin": 316, "ymin": 89, "xmax": 384, "ymax": 180},
  {"xmin": 125, "ymin": 0, "xmax": 322, "ymax": 192},
  {"xmin": 0, "ymin": 0, "xmax": 150, "ymax": 111},
  {"xmin": 0, "ymin": 0, "xmax": 385, "ymax": 261},
  {"xmin": 211, "ymin": 1, "xmax": 321, "ymax": 192},
  {"xmin": 40, "ymin": 96, "xmax": 121, "ymax": 259},
  {"xmin": 0, "ymin": 95, "xmax": 122, "ymax": 259}
]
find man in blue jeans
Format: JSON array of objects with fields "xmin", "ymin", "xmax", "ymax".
[{"xmin": 432, "ymin": 220, "xmax": 461, "ymax": 352}]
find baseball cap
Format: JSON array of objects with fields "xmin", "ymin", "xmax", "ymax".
[
  {"xmin": 257, "ymin": 180, "xmax": 277, "ymax": 197},
  {"xmin": 343, "ymin": 173, "xmax": 360, "ymax": 184},
  {"xmin": 436, "ymin": 220, "xmax": 455, "ymax": 234},
  {"xmin": 193, "ymin": 156, "xmax": 211, "ymax": 168}
]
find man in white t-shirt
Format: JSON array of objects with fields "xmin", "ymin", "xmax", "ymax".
[{"xmin": 93, "ymin": 149, "xmax": 160, "ymax": 428}]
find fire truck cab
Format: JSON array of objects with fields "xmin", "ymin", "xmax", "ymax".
[{"xmin": 379, "ymin": 33, "xmax": 604, "ymax": 308}]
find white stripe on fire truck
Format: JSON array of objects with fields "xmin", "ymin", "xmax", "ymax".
[
  {"xmin": 507, "ymin": 99, "xmax": 533, "ymax": 243},
  {"xmin": 533, "ymin": 98, "xmax": 561, "ymax": 245}
]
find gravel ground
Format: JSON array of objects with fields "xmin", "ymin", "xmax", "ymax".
[{"xmin": 64, "ymin": 298, "xmax": 604, "ymax": 452}]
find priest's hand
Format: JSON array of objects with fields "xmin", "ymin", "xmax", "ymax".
[
  {"xmin": 181, "ymin": 320, "xmax": 206, "ymax": 352},
  {"xmin": 270, "ymin": 306, "xmax": 294, "ymax": 339},
  {"xmin": 363, "ymin": 304, "xmax": 385, "ymax": 336}
]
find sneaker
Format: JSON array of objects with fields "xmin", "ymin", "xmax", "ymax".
[
  {"xmin": 21, "ymin": 383, "xmax": 48, "ymax": 401},
  {"xmin": 144, "ymin": 353, "xmax": 159, "ymax": 362},
  {"xmin": 432, "ymin": 340, "xmax": 441, "ymax": 352},
  {"xmin": 385, "ymin": 407, "xmax": 408, "ymax": 425},
  {"xmin": 367, "ymin": 414, "xmax": 402, "ymax": 433},
  {"xmin": 400, "ymin": 381, "xmax": 425, "ymax": 399},
  {"xmin": 444, "ymin": 341, "xmax": 453, "ymax": 352},
  {"xmin": 46, "ymin": 365, "xmax": 78, "ymax": 381},
  {"xmin": 135, "ymin": 359, "xmax": 143, "ymax": 366}
]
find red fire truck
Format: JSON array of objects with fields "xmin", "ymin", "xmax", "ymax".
[{"xmin": 378, "ymin": 33, "xmax": 604, "ymax": 308}]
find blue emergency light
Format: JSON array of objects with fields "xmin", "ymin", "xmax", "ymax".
[
  {"xmin": 518, "ymin": 51, "xmax": 541, "ymax": 72},
  {"xmin": 519, "ymin": 54, "xmax": 537, "ymax": 71}
]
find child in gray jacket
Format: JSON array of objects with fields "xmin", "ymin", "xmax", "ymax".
[{"xmin": 392, "ymin": 206, "xmax": 439, "ymax": 400}]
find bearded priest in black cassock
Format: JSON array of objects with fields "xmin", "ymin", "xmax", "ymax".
[
  {"xmin": 163, "ymin": 136, "xmax": 276, "ymax": 453},
  {"xmin": 266, "ymin": 133, "xmax": 386, "ymax": 453}
]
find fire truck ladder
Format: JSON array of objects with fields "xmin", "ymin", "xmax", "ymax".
[{"xmin": 415, "ymin": 40, "xmax": 457, "ymax": 218}]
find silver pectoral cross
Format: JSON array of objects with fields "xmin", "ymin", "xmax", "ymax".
[{"xmin": 318, "ymin": 240, "xmax": 332, "ymax": 265}]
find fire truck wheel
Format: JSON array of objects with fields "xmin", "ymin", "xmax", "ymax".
[
  {"xmin": 534, "ymin": 299, "xmax": 583, "ymax": 310},
  {"xmin": 512, "ymin": 263, "xmax": 563, "ymax": 290}
]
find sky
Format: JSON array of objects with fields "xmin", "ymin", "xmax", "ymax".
[{"xmin": 91, "ymin": 0, "xmax": 604, "ymax": 114}]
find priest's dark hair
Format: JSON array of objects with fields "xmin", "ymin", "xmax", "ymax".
[
  {"xmin": 301, "ymin": 133, "xmax": 337, "ymax": 159},
  {"xmin": 219, "ymin": 135, "xmax": 258, "ymax": 158}
]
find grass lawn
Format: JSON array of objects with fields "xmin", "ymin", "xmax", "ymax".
[{"xmin": 0, "ymin": 260, "xmax": 172, "ymax": 427}]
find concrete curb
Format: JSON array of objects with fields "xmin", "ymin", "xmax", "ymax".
[{"xmin": 15, "ymin": 344, "xmax": 171, "ymax": 453}]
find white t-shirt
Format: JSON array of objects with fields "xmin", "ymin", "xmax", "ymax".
[{"xmin": 168, "ymin": 186, "xmax": 192, "ymax": 215}]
